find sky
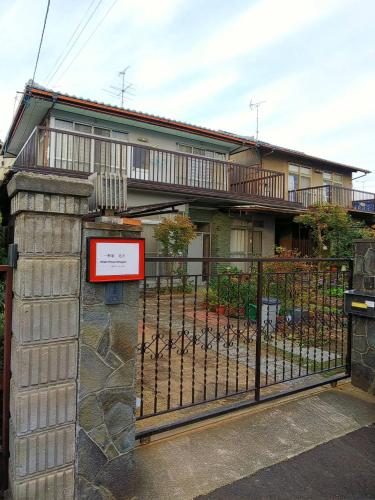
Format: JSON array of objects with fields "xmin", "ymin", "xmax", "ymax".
[{"xmin": 0, "ymin": 0, "xmax": 374, "ymax": 189}]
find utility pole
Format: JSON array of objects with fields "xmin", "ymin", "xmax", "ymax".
[
  {"xmin": 249, "ymin": 99, "xmax": 265, "ymax": 141},
  {"xmin": 104, "ymin": 66, "xmax": 135, "ymax": 107}
]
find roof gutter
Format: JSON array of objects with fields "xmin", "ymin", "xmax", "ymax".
[{"xmin": 23, "ymin": 87, "xmax": 258, "ymax": 148}]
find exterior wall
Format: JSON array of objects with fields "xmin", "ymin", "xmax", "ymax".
[
  {"xmin": 229, "ymin": 148, "xmax": 259, "ymax": 166},
  {"xmin": 50, "ymin": 111, "xmax": 233, "ymax": 157},
  {"xmin": 261, "ymin": 153, "xmax": 353, "ymax": 199}
]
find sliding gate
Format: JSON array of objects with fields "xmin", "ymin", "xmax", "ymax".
[{"xmin": 136, "ymin": 257, "xmax": 352, "ymax": 437}]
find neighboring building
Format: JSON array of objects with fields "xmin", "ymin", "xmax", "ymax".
[{"xmin": 1, "ymin": 82, "xmax": 372, "ymax": 263}]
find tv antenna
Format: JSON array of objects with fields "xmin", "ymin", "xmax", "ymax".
[
  {"xmin": 249, "ymin": 99, "xmax": 265, "ymax": 141},
  {"xmin": 103, "ymin": 66, "xmax": 135, "ymax": 107}
]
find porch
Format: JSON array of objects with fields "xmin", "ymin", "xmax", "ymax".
[{"xmin": 289, "ymin": 185, "xmax": 375, "ymax": 214}]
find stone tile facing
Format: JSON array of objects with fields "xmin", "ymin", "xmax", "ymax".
[
  {"xmin": 11, "ymin": 339, "xmax": 77, "ymax": 388},
  {"xmin": 77, "ymin": 225, "xmax": 141, "ymax": 496},
  {"xmin": 12, "ymin": 298, "xmax": 79, "ymax": 344},
  {"xmin": 10, "ymin": 424, "xmax": 75, "ymax": 478},
  {"xmin": 352, "ymin": 241, "xmax": 375, "ymax": 395},
  {"xmin": 11, "ymin": 191, "xmax": 89, "ymax": 216},
  {"xmin": 14, "ymin": 258, "xmax": 80, "ymax": 299},
  {"xmin": 15, "ymin": 213, "xmax": 81, "ymax": 255},
  {"xmin": 9, "ymin": 465, "xmax": 74, "ymax": 500},
  {"xmin": 10, "ymin": 382, "xmax": 76, "ymax": 435}
]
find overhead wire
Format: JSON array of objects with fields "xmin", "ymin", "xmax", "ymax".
[
  {"xmin": 31, "ymin": 0, "xmax": 51, "ymax": 86},
  {"xmin": 47, "ymin": 0, "xmax": 104, "ymax": 85},
  {"xmin": 52, "ymin": 0, "xmax": 118, "ymax": 85},
  {"xmin": 44, "ymin": 0, "xmax": 97, "ymax": 82}
]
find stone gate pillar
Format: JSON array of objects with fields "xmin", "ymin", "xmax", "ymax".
[
  {"xmin": 7, "ymin": 172, "xmax": 93, "ymax": 498},
  {"xmin": 76, "ymin": 220, "xmax": 141, "ymax": 499},
  {"xmin": 351, "ymin": 239, "xmax": 375, "ymax": 395}
]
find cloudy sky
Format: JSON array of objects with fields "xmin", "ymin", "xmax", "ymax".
[{"xmin": 1, "ymin": 0, "xmax": 374, "ymax": 188}]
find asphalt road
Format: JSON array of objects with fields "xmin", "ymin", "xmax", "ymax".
[{"xmin": 198, "ymin": 424, "xmax": 375, "ymax": 500}]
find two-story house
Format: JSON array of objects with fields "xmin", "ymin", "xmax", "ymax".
[{"xmin": 1, "ymin": 82, "xmax": 372, "ymax": 264}]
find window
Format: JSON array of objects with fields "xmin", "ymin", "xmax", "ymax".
[
  {"xmin": 288, "ymin": 164, "xmax": 311, "ymax": 190},
  {"xmin": 177, "ymin": 143, "xmax": 227, "ymax": 190},
  {"xmin": 53, "ymin": 119, "xmax": 128, "ymax": 173},
  {"xmin": 289, "ymin": 164, "xmax": 311, "ymax": 202},
  {"xmin": 230, "ymin": 227, "xmax": 262, "ymax": 270},
  {"xmin": 323, "ymin": 172, "xmax": 343, "ymax": 203},
  {"xmin": 323, "ymin": 172, "xmax": 343, "ymax": 187}
]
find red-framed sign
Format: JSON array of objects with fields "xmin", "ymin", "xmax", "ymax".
[{"xmin": 87, "ymin": 238, "xmax": 145, "ymax": 282}]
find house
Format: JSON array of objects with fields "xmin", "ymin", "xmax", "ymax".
[{"xmin": 1, "ymin": 82, "xmax": 373, "ymax": 266}]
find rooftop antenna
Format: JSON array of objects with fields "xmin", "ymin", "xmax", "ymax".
[
  {"xmin": 249, "ymin": 99, "xmax": 265, "ymax": 141},
  {"xmin": 103, "ymin": 66, "xmax": 135, "ymax": 107}
]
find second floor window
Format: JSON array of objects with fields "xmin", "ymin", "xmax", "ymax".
[
  {"xmin": 323, "ymin": 172, "xmax": 343, "ymax": 187},
  {"xmin": 288, "ymin": 164, "xmax": 311, "ymax": 191}
]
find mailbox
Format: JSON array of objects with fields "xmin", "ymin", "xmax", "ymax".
[{"xmin": 344, "ymin": 290, "xmax": 375, "ymax": 317}]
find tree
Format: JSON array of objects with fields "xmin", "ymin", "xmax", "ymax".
[
  {"xmin": 294, "ymin": 204, "xmax": 375, "ymax": 258},
  {"xmin": 153, "ymin": 214, "xmax": 196, "ymax": 287},
  {"xmin": 154, "ymin": 214, "xmax": 196, "ymax": 257}
]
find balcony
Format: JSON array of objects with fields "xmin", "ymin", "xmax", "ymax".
[
  {"xmin": 289, "ymin": 185, "xmax": 375, "ymax": 214},
  {"xmin": 12, "ymin": 127, "xmax": 290, "ymax": 211}
]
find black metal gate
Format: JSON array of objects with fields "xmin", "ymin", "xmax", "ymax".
[{"xmin": 136, "ymin": 257, "xmax": 352, "ymax": 438}]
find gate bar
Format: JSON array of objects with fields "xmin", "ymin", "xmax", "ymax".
[
  {"xmin": 255, "ymin": 260, "xmax": 263, "ymax": 402},
  {"xmin": 136, "ymin": 373, "xmax": 350, "ymax": 441}
]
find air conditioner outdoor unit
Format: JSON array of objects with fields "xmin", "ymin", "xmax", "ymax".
[{"xmin": 88, "ymin": 171, "xmax": 127, "ymax": 213}]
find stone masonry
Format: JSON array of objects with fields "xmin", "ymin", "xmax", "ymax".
[
  {"xmin": 76, "ymin": 221, "xmax": 141, "ymax": 499},
  {"xmin": 7, "ymin": 172, "xmax": 92, "ymax": 499},
  {"xmin": 352, "ymin": 239, "xmax": 375, "ymax": 395}
]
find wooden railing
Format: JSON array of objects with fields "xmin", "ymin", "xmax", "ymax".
[
  {"xmin": 14, "ymin": 126, "xmax": 286, "ymax": 200},
  {"xmin": 289, "ymin": 185, "xmax": 375, "ymax": 213}
]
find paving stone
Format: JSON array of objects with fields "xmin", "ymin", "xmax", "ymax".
[
  {"xmin": 77, "ymin": 430, "xmax": 107, "ymax": 484},
  {"xmin": 113, "ymin": 426, "xmax": 135, "ymax": 454},
  {"xmin": 79, "ymin": 347, "xmax": 113, "ymax": 398},
  {"xmin": 79, "ymin": 395, "xmax": 104, "ymax": 432},
  {"xmin": 106, "ymin": 361, "xmax": 135, "ymax": 389},
  {"xmin": 88, "ymin": 424, "xmax": 112, "ymax": 452},
  {"xmin": 353, "ymin": 334, "xmax": 368, "ymax": 354}
]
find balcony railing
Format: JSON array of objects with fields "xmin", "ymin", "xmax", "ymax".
[
  {"xmin": 289, "ymin": 185, "xmax": 375, "ymax": 213},
  {"xmin": 14, "ymin": 126, "xmax": 286, "ymax": 201}
]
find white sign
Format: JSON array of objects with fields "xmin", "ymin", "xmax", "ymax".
[
  {"xmin": 87, "ymin": 238, "xmax": 145, "ymax": 282},
  {"xmin": 96, "ymin": 242, "xmax": 140, "ymax": 276}
]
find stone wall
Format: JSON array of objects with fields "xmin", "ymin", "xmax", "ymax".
[
  {"xmin": 7, "ymin": 172, "xmax": 92, "ymax": 499},
  {"xmin": 351, "ymin": 240, "xmax": 375, "ymax": 395},
  {"xmin": 76, "ymin": 221, "xmax": 141, "ymax": 499}
]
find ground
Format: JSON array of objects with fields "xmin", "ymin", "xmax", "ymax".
[
  {"xmin": 126, "ymin": 382, "xmax": 375, "ymax": 500},
  {"xmin": 198, "ymin": 424, "xmax": 375, "ymax": 499}
]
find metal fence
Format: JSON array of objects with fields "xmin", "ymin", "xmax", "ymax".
[{"xmin": 136, "ymin": 257, "xmax": 352, "ymax": 436}]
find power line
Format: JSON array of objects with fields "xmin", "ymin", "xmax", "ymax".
[
  {"xmin": 44, "ymin": 0, "xmax": 97, "ymax": 82},
  {"xmin": 31, "ymin": 0, "xmax": 51, "ymax": 86},
  {"xmin": 52, "ymin": 0, "xmax": 118, "ymax": 84},
  {"xmin": 47, "ymin": 0, "xmax": 104, "ymax": 85}
]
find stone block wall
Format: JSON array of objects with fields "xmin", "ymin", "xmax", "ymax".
[
  {"xmin": 352, "ymin": 240, "xmax": 375, "ymax": 395},
  {"xmin": 76, "ymin": 221, "xmax": 141, "ymax": 499},
  {"xmin": 7, "ymin": 172, "xmax": 92, "ymax": 499}
]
